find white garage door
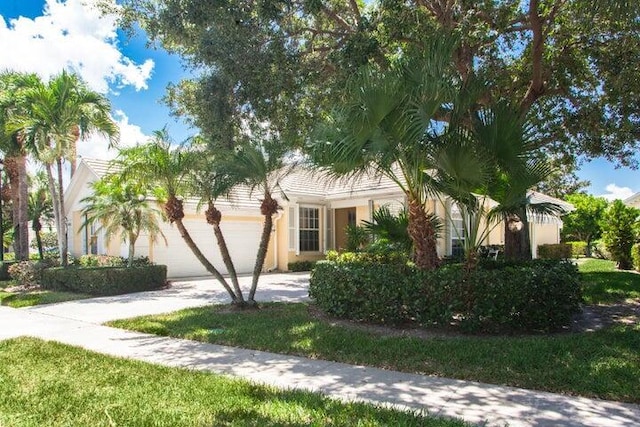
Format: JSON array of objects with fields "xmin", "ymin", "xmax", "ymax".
[{"xmin": 152, "ymin": 219, "xmax": 263, "ymax": 278}]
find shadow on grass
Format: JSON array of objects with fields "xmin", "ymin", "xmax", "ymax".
[{"xmin": 581, "ymin": 271, "xmax": 640, "ymax": 304}]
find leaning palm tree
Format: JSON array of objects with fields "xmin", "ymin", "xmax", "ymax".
[
  {"xmin": 81, "ymin": 175, "xmax": 165, "ymax": 267},
  {"xmin": 115, "ymin": 130, "xmax": 243, "ymax": 303},
  {"xmin": 225, "ymin": 136, "xmax": 294, "ymax": 304},
  {"xmin": 28, "ymin": 170, "xmax": 54, "ymax": 260},
  {"xmin": 310, "ymin": 40, "xmax": 458, "ymax": 270},
  {"xmin": 0, "ymin": 71, "xmax": 42, "ymax": 260},
  {"xmin": 18, "ymin": 71, "xmax": 119, "ymax": 266}
]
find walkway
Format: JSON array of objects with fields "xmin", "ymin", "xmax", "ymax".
[{"xmin": 2, "ymin": 273, "xmax": 639, "ymax": 427}]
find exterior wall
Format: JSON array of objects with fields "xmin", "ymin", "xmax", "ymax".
[
  {"xmin": 334, "ymin": 207, "xmax": 355, "ymax": 250},
  {"xmin": 531, "ymin": 222, "xmax": 561, "ymax": 258},
  {"xmin": 355, "ymin": 205, "xmax": 370, "ymax": 223}
]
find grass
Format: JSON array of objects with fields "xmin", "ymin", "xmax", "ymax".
[
  {"xmin": 110, "ymin": 302, "xmax": 640, "ymax": 403},
  {"xmin": 0, "ymin": 338, "xmax": 465, "ymax": 427},
  {"xmin": 0, "ymin": 289, "xmax": 90, "ymax": 308},
  {"xmin": 579, "ymin": 258, "xmax": 640, "ymax": 304}
]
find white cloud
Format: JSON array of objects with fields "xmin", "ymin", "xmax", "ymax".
[
  {"xmin": 77, "ymin": 110, "xmax": 149, "ymax": 160},
  {"xmin": 599, "ymin": 184, "xmax": 635, "ymax": 201},
  {"xmin": 0, "ymin": 0, "xmax": 153, "ymax": 93}
]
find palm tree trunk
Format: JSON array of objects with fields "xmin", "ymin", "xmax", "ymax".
[
  {"xmin": 406, "ymin": 196, "xmax": 439, "ymax": 270},
  {"xmin": 128, "ymin": 232, "xmax": 136, "ymax": 267},
  {"xmin": 16, "ymin": 155, "xmax": 29, "ymax": 260},
  {"xmin": 206, "ymin": 203, "xmax": 244, "ymax": 303},
  {"xmin": 173, "ymin": 218, "xmax": 239, "ymax": 303},
  {"xmin": 33, "ymin": 218, "xmax": 44, "ymax": 260},
  {"xmin": 248, "ymin": 194, "xmax": 279, "ymax": 303},
  {"xmin": 4, "ymin": 156, "xmax": 21, "ymax": 259},
  {"xmin": 56, "ymin": 158, "xmax": 68, "ymax": 266},
  {"xmin": 504, "ymin": 209, "xmax": 532, "ymax": 261},
  {"xmin": 45, "ymin": 163, "xmax": 63, "ymax": 265}
]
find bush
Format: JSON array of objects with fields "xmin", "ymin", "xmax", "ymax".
[
  {"xmin": 592, "ymin": 239, "xmax": 612, "ymax": 260},
  {"xmin": 8, "ymin": 259, "xmax": 57, "ymax": 287},
  {"xmin": 537, "ymin": 243, "xmax": 572, "ymax": 259},
  {"xmin": 0, "ymin": 261, "xmax": 17, "ymax": 281},
  {"xmin": 601, "ymin": 200, "xmax": 638, "ymax": 270},
  {"xmin": 287, "ymin": 260, "xmax": 316, "ymax": 272},
  {"xmin": 76, "ymin": 255, "xmax": 152, "ymax": 268},
  {"xmin": 632, "ymin": 243, "xmax": 640, "ymax": 272},
  {"xmin": 566, "ymin": 241, "xmax": 588, "ymax": 258},
  {"xmin": 310, "ymin": 256, "xmax": 581, "ymax": 333},
  {"xmin": 40, "ymin": 265, "xmax": 167, "ymax": 296}
]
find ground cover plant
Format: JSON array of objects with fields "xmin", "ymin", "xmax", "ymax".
[{"xmin": 0, "ymin": 338, "xmax": 464, "ymax": 427}]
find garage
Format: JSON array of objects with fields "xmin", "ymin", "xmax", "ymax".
[{"xmin": 151, "ymin": 219, "xmax": 263, "ymax": 278}]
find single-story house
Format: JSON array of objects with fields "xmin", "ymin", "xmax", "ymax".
[
  {"xmin": 624, "ymin": 192, "xmax": 640, "ymax": 209},
  {"xmin": 64, "ymin": 158, "xmax": 572, "ymax": 278}
]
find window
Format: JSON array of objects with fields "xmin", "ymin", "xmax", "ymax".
[
  {"xmin": 347, "ymin": 209, "xmax": 356, "ymax": 227},
  {"xmin": 299, "ymin": 207, "xmax": 320, "ymax": 252},
  {"xmin": 450, "ymin": 204, "xmax": 465, "ymax": 258}
]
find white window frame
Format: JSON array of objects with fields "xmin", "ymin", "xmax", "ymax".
[{"xmin": 299, "ymin": 206, "xmax": 321, "ymax": 253}]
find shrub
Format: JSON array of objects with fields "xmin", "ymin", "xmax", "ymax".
[
  {"xmin": 565, "ymin": 241, "xmax": 588, "ymax": 258},
  {"xmin": 592, "ymin": 239, "xmax": 612, "ymax": 260},
  {"xmin": 40, "ymin": 265, "xmax": 167, "ymax": 296},
  {"xmin": 601, "ymin": 200, "xmax": 638, "ymax": 269},
  {"xmin": 310, "ymin": 256, "xmax": 581, "ymax": 333},
  {"xmin": 344, "ymin": 225, "xmax": 369, "ymax": 251},
  {"xmin": 632, "ymin": 244, "xmax": 640, "ymax": 272},
  {"xmin": 76, "ymin": 255, "xmax": 152, "ymax": 268},
  {"xmin": 287, "ymin": 260, "xmax": 316, "ymax": 272},
  {"xmin": 8, "ymin": 260, "xmax": 57, "ymax": 287},
  {"xmin": 537, "ymin": 243, "xmax": 572, "ymax": 259}
]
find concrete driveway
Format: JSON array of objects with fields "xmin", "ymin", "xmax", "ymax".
[{"xmin": 24, "ymin": 272, "xmax": 310, "ymax": 323}]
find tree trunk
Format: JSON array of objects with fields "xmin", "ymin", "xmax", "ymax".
[
  {"xmin": 173, "ymin": 217, "xmax": 239, "ymax": 303},
  {"xmin": 206, "ymin": 202, "xmax": 244, "ymax": 303},
  {"xmin": 33, "ymin": 218, "xmax": 44, "ymax": 260},
  {"xmin": 45, "ymin": 163, "xmax": 63, "ymax": 265},
  {"xmin": 56, "ymin": 158, "xmax": 68, "ymax": 266},
  {"xmin": 128, "ymin": 232, "xmax": 136, "ymax": 267},
  {"xmin": 16, "ymin": 155, "xmax": 29, "ymax": 260},
  {"xmin": 504, "ymin": 209, "xmax": 532, "ymax": 261},
  {"xmin": 4, "ymin": 156, "xmax": 21, "ymax": 259},
  {"xmin": 248, "ymin": 194, "xmax": 279, "ymax": 303},
  {"xmin": 406, "ymin": 196, "xmax": 439, "ymax": 270},
  {"xmin": 70, "ymin": 125, "xmax": 79, "ymax": 179}
]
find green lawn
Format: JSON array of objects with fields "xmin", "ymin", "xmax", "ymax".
[
  {"xmin": 0, "ymin": 338, "xmax": 464, "ymax": 427},
  {"xmin": 110, "ymin": 302, "xmax": 640, "ymax": 403},
  {"xmin": 0, "ymin": 289, "xmax": 90, "ymax": 308},
  {"xmin": 579, "ymin": 259, "xmax": 640, "ymax": 304}
]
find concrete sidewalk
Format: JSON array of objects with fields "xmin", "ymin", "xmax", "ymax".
[{"xmin": 2, "ymin": 276, "xmax": 639, "ymax": 427}]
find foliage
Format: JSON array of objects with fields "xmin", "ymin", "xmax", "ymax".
[
  {"xmin": 7, "ymin": 259, "xmax": 56, "ymax": 287},
  {"xmin": 632, "ymin": 244, "xmax": 640, "ymax": 272},
  {"xmin": 601, "ymin": 200, "xmax": 639, "ymax": 270},
  {"xmin": 592, "ymin": 239, "xmax": 612, "ymax": 260},
  {"xmin": 344, "ymin": 224, "xmax": 369, "ymax": 252},
  {"xmin": 287, "ymin": 260, "xmax": 316, "ymax": 272},
  {"xmin": 113, "ymin": 303, "xmax": 640, "ymax": 404},
  {"xmin": 81, "ymin": 175, "xmax": 165, "ymax": 267},
  {"xmin": 578, "ymin": 258, "xmax": 640, "ymax": 304},
  {"xmin": 30, "ymin": 231, "xmax": 57, "ymax": 250},
  {"xmin": 537, "ymin": 244, "xmax": 572, "ymax": 259},
  {"xmin": 566, "ymin": 241, "xmax": 589, "ymax": 258},
  {"xmin": 76, "ymin": 254, "xmax": 152, "ymax": 268},
  {"xmin": 561, "ymin": 194, "xmax": 608, "ymax": 256},
  {"xmin": 40, "ymin": 265, "xmax": 167, "ymax": 296},
  {"xmin": 310, "ymin": 257, "xmax": 581, "ymax": 333},
  {"xmin": 0, "ymin": 338, "xmax": 463, "ymax": 427}
]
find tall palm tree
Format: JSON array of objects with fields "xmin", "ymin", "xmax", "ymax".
[
  {"xmin": 81, "ymin": 175, "xmax": 165, "ymax": 267},
  {"xmin": 0, "ymin": 71, "xmax": 42, "ymax": 260},
  {"xmin": 115, "ymin": 130, "xmax": 243, "ymax": 303},
  {"xmin": 225, "ymin": 137, "xmax": 294, "ymax": 304},
  {"xmin": 188, "ymin": 148, "xmax": 244, "ymax": 302},
  {"xmin": 310, "ymin": 40, "xmax": 457, "ymax": 270},
  {"xmin": 28, "ymin": 170, "xmax": 54, "ymax": 260},
  {"xmin": 18, "ymin": 71, "xmax": 119, "ymax": 266}
]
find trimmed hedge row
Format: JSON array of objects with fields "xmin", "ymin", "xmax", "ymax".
[
  {"xmin": 537, "ymin": 243, "xmax": 572, "ymax": 259},
  {"xmin": 41, "ymin": 265, "xmax": 167, "ymax": 296},
  {"xmin": 309, "ymin": 257, "xmax": 582, "ymax": 333},
  {"xmin": 633, "ymin": 243, "xmax": 640, "ymax": 272},
  {"xmin": 288, "ymin": 260, "xmax": 317, "ymax": 272}
]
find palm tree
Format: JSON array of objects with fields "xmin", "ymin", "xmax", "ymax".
[
  {"xmin": 19, "ymin": 71, "xmax": 118, "ymax": 266},
  {"xmin": 81, "ymin": 175, "xmax": 165, "ymax": 267},
  {"xmin": 225, "ymin": 137, "xmax": 294, "ymax": 304},
  {"xmin": 0, "ymin": 71, "xmax": 42, "ymax": 261},
  {"xmin": 115, "ymin": 130, "xmax": 243, "ymax": 303},
  {"xmin": 310, "ymin": 41, "xmax": 457, "ymax": 270},
  {"xmin": 28, "ymin": 170, "xmax": 54, "ymax": 260},
  {"xmin": 188, "ymin": 148, "xmax": 244, "ymax": 302}
]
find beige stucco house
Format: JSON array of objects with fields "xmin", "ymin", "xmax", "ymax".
[
  {"xmin": 64, "ymin": 158, "xmax": 571, "ymax": 278},
  {"xmin": 624, "ymin": 192, "xmax": 640, "ymax": 209}
]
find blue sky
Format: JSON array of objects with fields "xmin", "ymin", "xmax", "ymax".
[{"xmin": 0, "ymin": 0, "xmax": 637, "ymax": 200}]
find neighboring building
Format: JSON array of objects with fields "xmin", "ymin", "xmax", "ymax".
[{"xmin": 64, "ymin": 158, "xmax": 571, "ymax": 278}]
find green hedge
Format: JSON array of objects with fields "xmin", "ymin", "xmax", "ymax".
[
  {"xmin": 40, "ymin": 265, "xmax": 167, "ymax": 296},
  {"xmin": 632, "ymin": 243, "xmax": 640, "ymax": 272},
  {"xmin": 537, "ymin": 243, "xmax": 572, "ymax": 259},
  {"xmin": 287, "ymin": 261, "xmax": 317, "ymax": 272},
  {"xmin": 309, "ymin": 258, "xmax": 581, "ymax": 333},
  {"xmin": 566, "ymin": 241, "xmax": 588, "ymax": 258}
]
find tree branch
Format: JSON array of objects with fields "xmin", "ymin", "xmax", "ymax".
[
  {"xmin": 520, "ymin": 0, "xmax": 546, "ymax": 114},
  {"xmin": 320, "ymin": 4, "xmax": 354, "ymax": 33},
  {"xmin": 348, "ymin": 0, "xmax": 361, "ymax": 26}
]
